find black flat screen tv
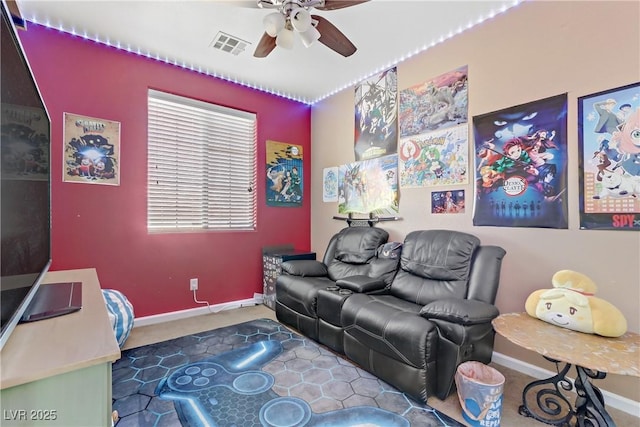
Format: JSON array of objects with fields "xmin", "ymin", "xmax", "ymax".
[{"xmin": 0, "ymin": 0, "xmax": 52, "ymax": 351}]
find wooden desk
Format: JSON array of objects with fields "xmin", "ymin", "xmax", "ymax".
[
  {"xmin": 493, "ymin": 312, "xmax": 639, "ymax": 427},
  {"xmin": 0, "ymin": 268, "xmax": 121, "ymax": 426}
]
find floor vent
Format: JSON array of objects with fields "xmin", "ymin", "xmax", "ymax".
[{"xmin": 210, "ymin": 32, "xmax": 250, "ymax": 56}]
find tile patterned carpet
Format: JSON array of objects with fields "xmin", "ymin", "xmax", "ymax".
[{"xmin": 112, "ymin": 318, "xmax": 464, "ymax": 426}]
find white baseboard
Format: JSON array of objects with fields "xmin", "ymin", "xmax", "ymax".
[
  {"xmin": 492, "ymin": 351, "xmax": 640, "ymax": 418},
  {"xmin": 133, "ymin": 296, "xmax": 262, "ymax": 328}
]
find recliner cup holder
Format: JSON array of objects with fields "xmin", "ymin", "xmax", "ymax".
[
  {"xmin": 326, "ymin": 286, "xmax": 340, "ymax": 292},
  {"xmin": 338, "ymin": 289, "xmax": 352, "ymax": 295}
]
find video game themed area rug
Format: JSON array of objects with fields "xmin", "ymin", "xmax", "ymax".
[{"xmin": 112, "ymin": 318, "xmax": 464, "ymax": 427}]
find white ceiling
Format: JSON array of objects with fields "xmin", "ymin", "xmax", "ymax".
[{"xmin": 16, "ymin": 0, "xmax": 522, "ymax": 104}]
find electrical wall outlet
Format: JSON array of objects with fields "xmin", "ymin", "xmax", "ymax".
[{"xmin": 190, "ymin": 278, "xmax": 198, "ymax": 291}]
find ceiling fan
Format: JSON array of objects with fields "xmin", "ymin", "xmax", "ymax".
[{"xmin": 251, "ymin": 0, "xmax": 370, "ymax": 58}]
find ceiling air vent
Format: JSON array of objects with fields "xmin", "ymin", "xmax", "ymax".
[{"xmin": 210, "ymin": 32, "xmax": 250, "ymax": 56}]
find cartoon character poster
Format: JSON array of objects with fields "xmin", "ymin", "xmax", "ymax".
[
  {"xmin": 432, "ymin": 189, "xmax": 465, "ymax": 214},
  {"xmin": 399, "ymin": 65, "xmax": 468, "ymax": 137},
  {"xmin": 399, "ymin": 125, "xmax": 469, "ymax": 187},
  {"xmin": 472, "ymin": 94, "xmax": 568, "ymax": 228},
  {"xmin": 398, "ymin": 66, "xmax": 469, "ymax": 188},
  {"xmin": 338, "ymin": 154, "xmax": 398, "ymax": 216},
  {"xmin": 63, "ymin": 112, "xmax": 120, "ymax": 185},
  {"xmin": 266, "ymin": 140, "xmax": 303, "ymax": 207},
  {"xmin": 1, "ymin": 104, "xmax": 49, "ymax": 181},
  {"xmin": 323, "ymin": 166, "xmax": 338, "ymax": 202},
  {"xmin": 354, "ymin": 67, "xmax": 398, "ymax": 161},
  {"xmin": 578, "ymin": 82, "xmax": 640, "ymax": 230}
]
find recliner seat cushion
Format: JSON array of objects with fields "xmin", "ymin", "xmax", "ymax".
[
  {"xmin": 341, "ymin": 294, "xmax": 436, "ymax": 369},
  {"xmin": 276, "ymin": 275, "xmax": 334, "ymax": 318}
]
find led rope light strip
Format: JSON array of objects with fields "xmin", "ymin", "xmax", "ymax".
[{"xmin": 26, "ymin": 0, "xmax": 522, "ymax": 106}]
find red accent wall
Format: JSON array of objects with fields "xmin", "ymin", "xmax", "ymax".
[{"xmin": 18, "ymin": 24, "xmax": 312, "ymax": 317}]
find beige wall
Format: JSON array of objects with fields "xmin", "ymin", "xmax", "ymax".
[{"xmin": 310, "ymin": 1, "xmax": 640, "ymax": 402}]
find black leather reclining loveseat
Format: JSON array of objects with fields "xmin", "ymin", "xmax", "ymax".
[{"xmin": 275, "ymin": 228, "xmax": 506, "ymax": 403}]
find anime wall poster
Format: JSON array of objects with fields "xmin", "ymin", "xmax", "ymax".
[
  {"xmin": 1, "ymin": 104, "xmax": 49, "ymax": 180},
  {"xmin": 63, "ymin": 112, "xmax": 120, "ymax": 185},
  {"xmin": 578, "ymin": 82, "xmax": 640, "ymax": 230},
  {"xmin": 322, "ymin": 166, "xmax": 339, "ymax": 202},
  {"xmin": 398, "ymin": 65, "xmax": 469, "ymax": 188},
  {"xmin": 338, "ymin": 154, "xmax": 399, "ymax": 216},
  {"xmin": 399, "ymin": 125, "xmax": 469, "ymax": 187},
  {"xmin": 432, "ymin": 189, "xmax": 465, "ymax": 214},
  {"xmin": 354, "ymin": 67, "xmax": 398, "ymax": 161},
  {"xmin": 266, "ymin": 140, "xmax": 303, "ymax": 207},
  {"xmin": 399, "ymin": 65, "xmax": 468, "ymax": 137},
  {"xmin": 472, "ymin": 94, "xmax": 568, "ymax": 228}
]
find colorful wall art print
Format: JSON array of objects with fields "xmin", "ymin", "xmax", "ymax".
[
  {"xmin": 432, "ymin": 189, "xmax": 465, "ymax": 214},
  {"xmin": 63, "ymin": 112, "xmax": 120, "ymax": 185},
  {"xmin": 398, "ymin": 66, "xmax": 469, "ymax": 188},
  {"xmin": 1, "ymin": 104, "xmax": 49, "ymax": 181},
  {"xmin": 338, "ymin": 154, "xmax": 398, "ymax": 216},
  {"xmin": 354, "ymin": 67, "xmax": 398, "ymax": 161},
  {"xmin": 578, "ymin": 82, "xmax": 640, "ymax": 230},
  {"xmin": 399, "ymin": 125, "xmax": 469, "ymax": 188},
  {"xmin": 472, "ymin": 94, "xmax": 568, "ymax": 228},
  {"xmin": 399, "ymin": 65, "xmax": 468, "ymax": 137},
  {"xmin": 323, "ymin": 166, "xmax": 339, "ymax": 202},
  {"xmin": 266, "ymin": 140, "xmax": 303, "ymax": 207}
]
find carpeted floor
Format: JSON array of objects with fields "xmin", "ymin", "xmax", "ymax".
[{"xmin": 113, "ymin": 317, "xmax": 462, "ymax": 426}]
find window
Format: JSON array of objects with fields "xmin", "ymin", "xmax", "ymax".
[{"xmin": 147, "ymin": 89, "xmax": 256, "ymax": 232}]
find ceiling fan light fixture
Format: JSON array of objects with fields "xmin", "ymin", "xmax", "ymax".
[
  {"xmin": 263, "ymin": 12, "xmax": 285, "ymax": 37},
  {"xmin": 290, "ymin": 8, "xmax": 312, "ymax": 32},
  {"xmin": 298, "ymin": 25, "xmax": 321, "ymax": 47},
  {"xmin": 275, "ymin": 27, "xmax": 294, "ymax": 49}
]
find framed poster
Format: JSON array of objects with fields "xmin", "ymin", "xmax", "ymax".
[
  {"xmin": 578, "ymin": 82, "xmax": 640, "ymax": 230},
  {"xmin": 63, "ymin": 113, "xmax": 120, "ymax": 185},
  {"xmin": 472, "ymin": 94, "xmax": 568, "ymax": 228},
  {"xmin": 354, "ymin": 67, "xmax": 398, "ymax": 161},
  {"xmin": 266, "ymin": 140, "xmax": 303, "ymax": 207}
]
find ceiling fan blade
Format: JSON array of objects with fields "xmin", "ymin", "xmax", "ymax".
[
  {"xmin": 313, "ymin": 15, "xmax": 357, "ymax": 57},
  {"xmin": 253, "ymin": 32, "xmax": 277, "ymax": 58},
  {"xmin": 315, "ymin": 0, "xmax": 370, "ymax": 11}
]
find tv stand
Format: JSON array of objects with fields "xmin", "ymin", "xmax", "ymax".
[{"xmin": 0, "ymin": 269, "xmax": 120, "ymax": 426}]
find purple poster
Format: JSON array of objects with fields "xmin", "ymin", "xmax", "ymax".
[{"xmin": 472, "ymin": 94, "xmax": 568, "ymax": 228}]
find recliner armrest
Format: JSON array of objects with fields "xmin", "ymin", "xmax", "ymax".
[
  {"xmin": 335, "ymin": 275, "xmax": 387, "ymax": 293},
  {"xmin": 420, "ymin": 298, "xmax": 499, "ymax": 325},
  {"xmin": 281, "ymin": 260, "xmax": 328, "ymax": 277}
]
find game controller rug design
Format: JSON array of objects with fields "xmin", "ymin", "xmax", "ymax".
[{"xmin": 112, "ymin": 318, "xmax": 463, "ymax": 426}]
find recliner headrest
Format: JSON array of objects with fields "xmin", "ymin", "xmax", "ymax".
[
  {"xmin": 401, "ymin": 230, "xmax": 479, "ymax": 280},
  {"xmin": 334, "ymin": 227, "xmax": 389, "ymax": 264}
]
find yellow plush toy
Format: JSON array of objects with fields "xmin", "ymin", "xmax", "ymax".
[{"xmin": 525, "ymin": 270, "xmax": 627, "ymax": 338}]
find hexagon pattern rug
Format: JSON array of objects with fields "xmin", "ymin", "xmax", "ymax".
[{"xmin": 112, "ymin": 318, "xmax": 463, "ymax": 426}]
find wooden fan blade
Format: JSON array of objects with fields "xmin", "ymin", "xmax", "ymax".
[
  {"xmin": 254, "ymin": 32, "xmax": 277, "ymax": 58},
  {"xmin": 316, "ymin": 0, "xmax": 370, "ymax": 11},
  {"xmin": 313, "ymin": 15, "xmax": 357, "ymax": 57}
]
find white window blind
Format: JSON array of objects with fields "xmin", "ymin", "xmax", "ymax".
[{"xmin": 147, "ymin": 89, "xmax": 256, "ymax": 232}]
